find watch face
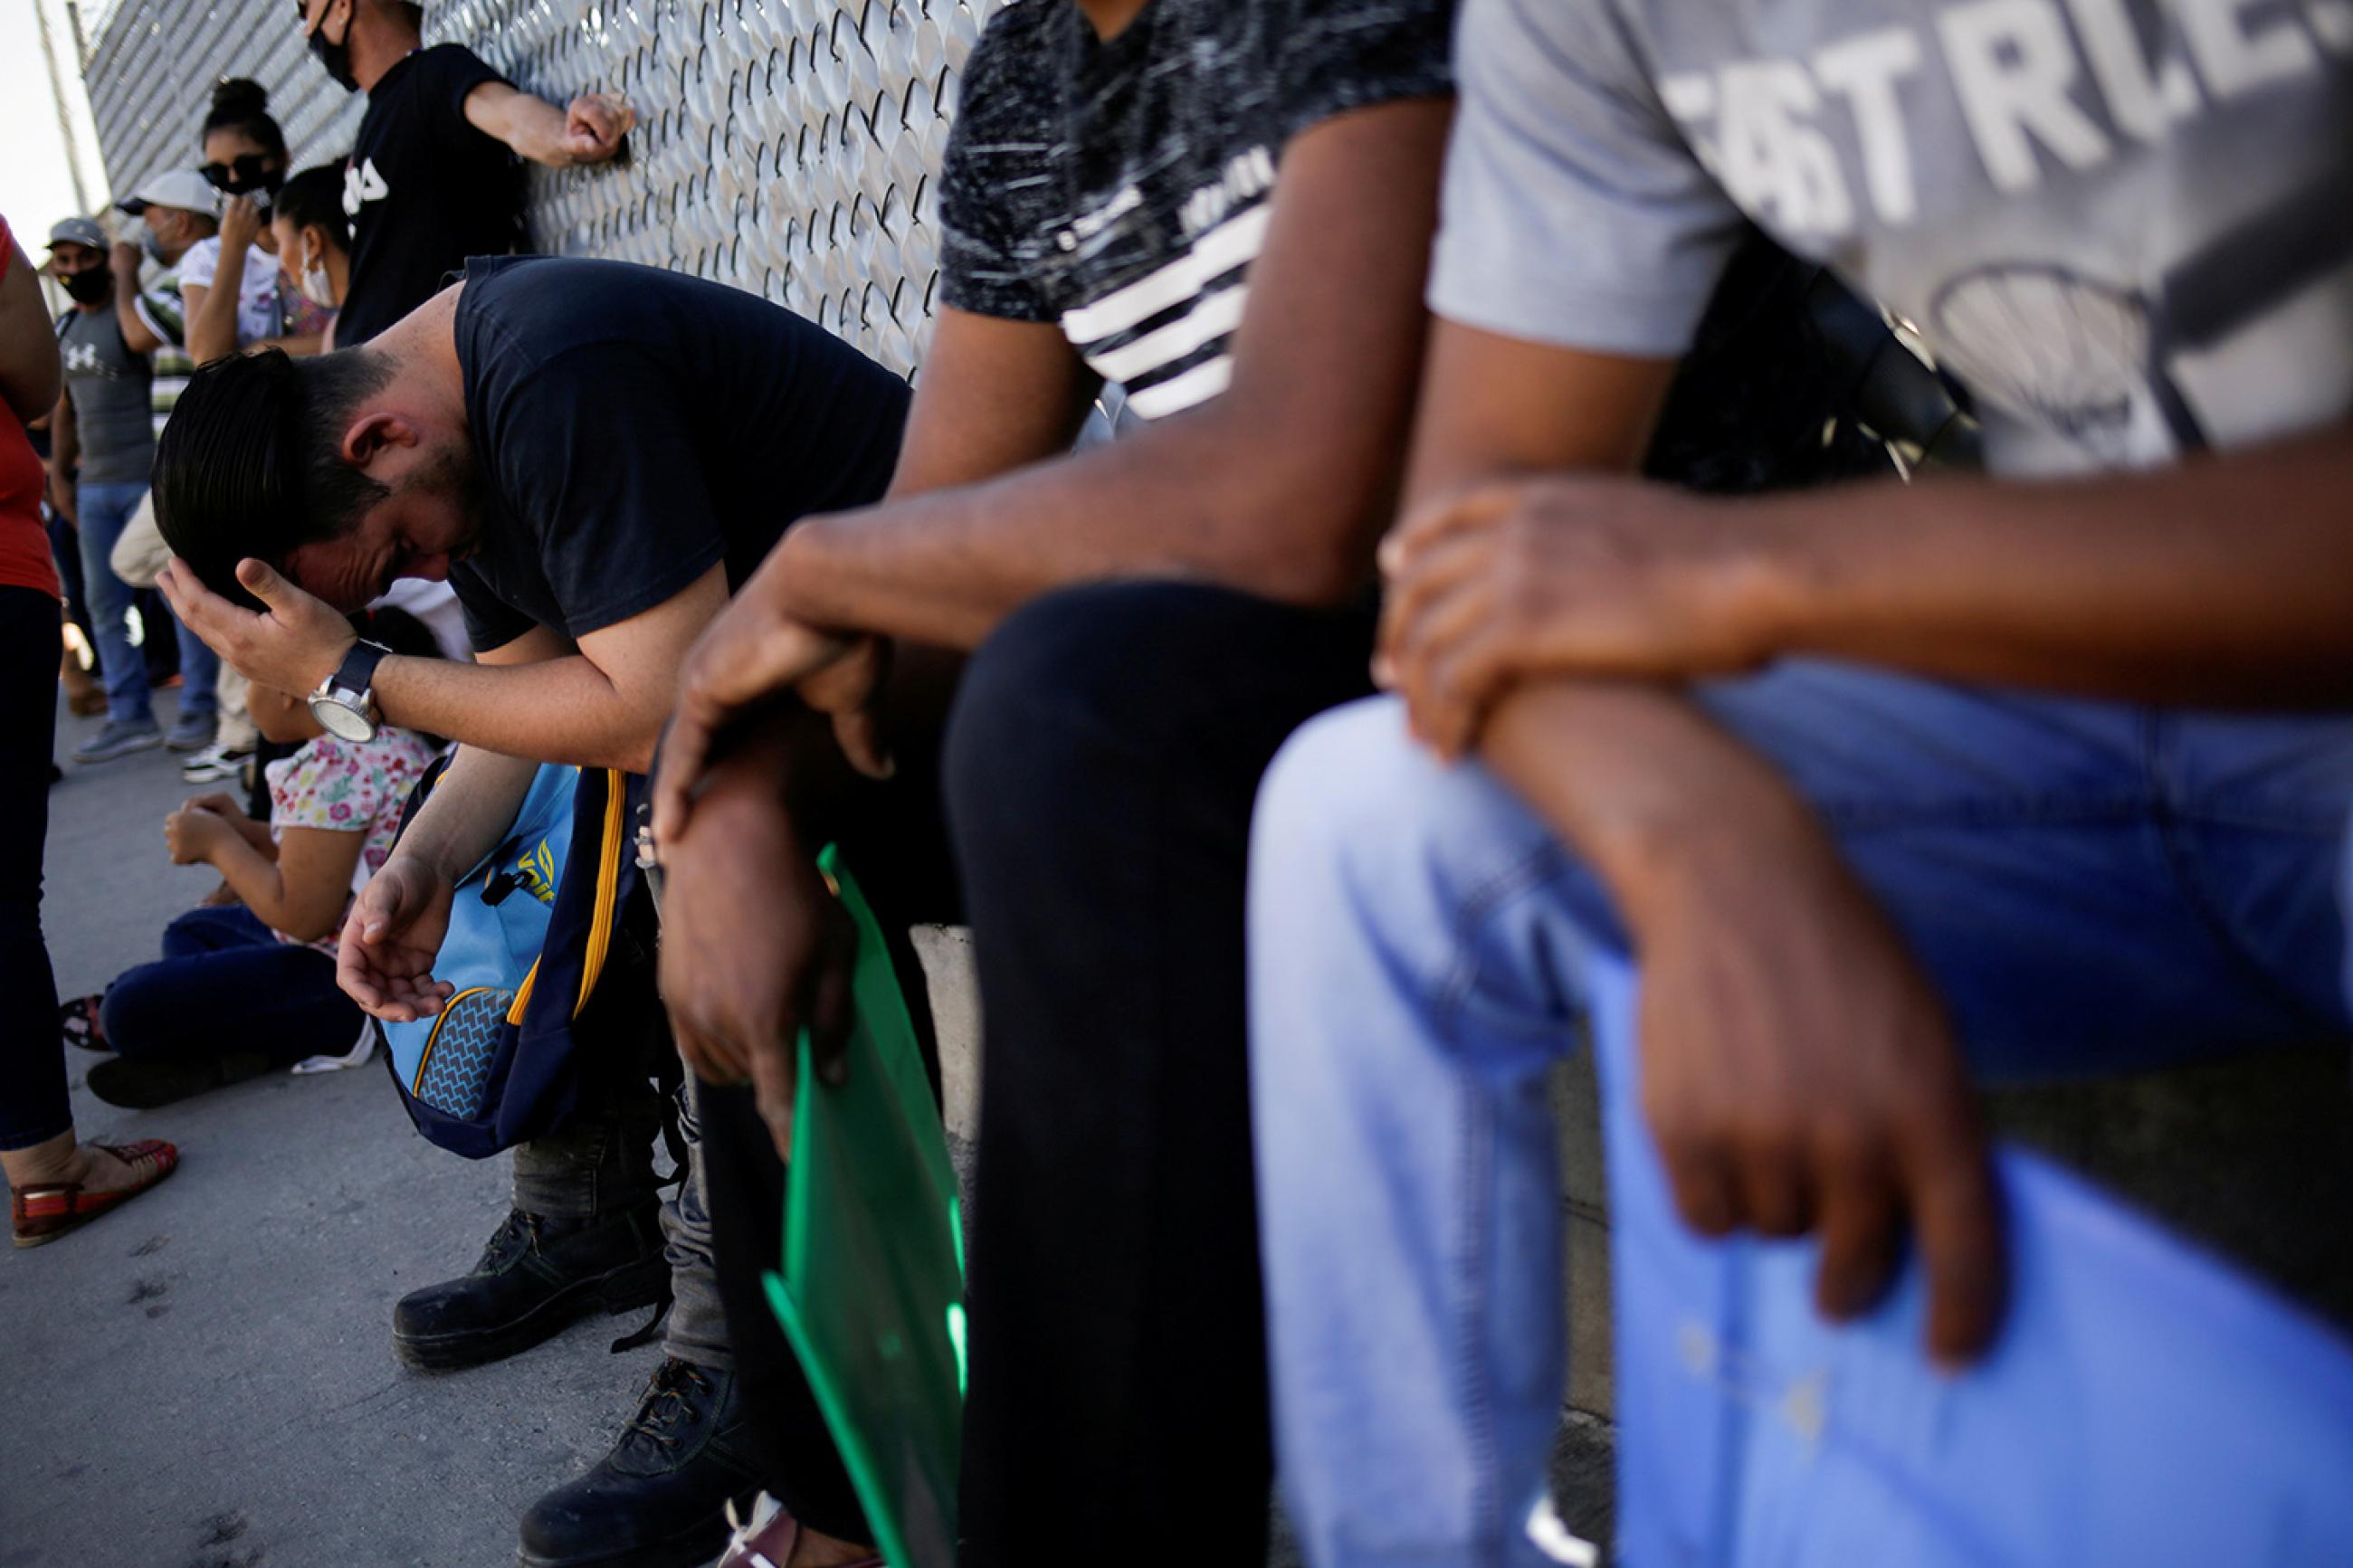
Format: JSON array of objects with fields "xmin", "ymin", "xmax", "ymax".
[{"xmin": 310, "ymin": 695, "xmax": 377, "ymax": 744}]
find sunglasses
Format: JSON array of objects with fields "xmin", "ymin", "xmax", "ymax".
[{"xmin": 200, "ymin": 153, "xmax": 278, "ymax": 193}]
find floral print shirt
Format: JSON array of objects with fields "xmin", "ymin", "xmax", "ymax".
[{"xmin": 266, "ymin": 727, "xmax": 443, "ymax": 952}]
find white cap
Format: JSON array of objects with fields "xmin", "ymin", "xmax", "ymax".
[{"xmin": 115, "ymin": 169, "xmax": 224, "ymax": 219}]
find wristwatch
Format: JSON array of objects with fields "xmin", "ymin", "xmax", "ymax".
[{"xmin": 310, "ymin": 640, "xmax": 392, "ymax": 743}]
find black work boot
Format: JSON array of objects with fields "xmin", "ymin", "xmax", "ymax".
[
  {"xmin": 517, "ymin": 1358, "xmax": 765, "ymax": 1568},
  {"xmin": 392, "ymin": 1206, "xmax": 667, "ymax": 1372}
]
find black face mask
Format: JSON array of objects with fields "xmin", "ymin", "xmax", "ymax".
[
  {"xmin": 61, "ymin": 265, "xmax": 112, "ymax": 306},
  {"xmin": 306, "ymin": 10, "xmax": 360, "ymax": 93}
]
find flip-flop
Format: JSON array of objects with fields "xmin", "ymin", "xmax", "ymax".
[
  {"xmin": 58, "ymin": 993, "xmax": 109, "ymax": 1052},
  {"xmin": 11, "ymin": 1139, "xmax": 180, "ymax": 1248}
]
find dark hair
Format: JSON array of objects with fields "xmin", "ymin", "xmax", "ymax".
[
  {"xmin": 153, "ymin": 347, "xmax": 396, "ymax": 609},
  {"xmin": 201, "ymin": 79, "xmax": 288, "ymax": 162},
  {"xmin": 275, "ymin": 165, "xmax": 351, "ymax": 254}
]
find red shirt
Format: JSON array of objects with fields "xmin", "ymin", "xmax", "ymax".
[{"xmin": 0, "ymin": 217, "xmax": 62, "ymax": 600}]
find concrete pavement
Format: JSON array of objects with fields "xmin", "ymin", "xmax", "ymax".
[
  {"xmin": 3, "ymin": 687, "xmax": 1618, "ymax": 1567},
  {"xmin": 4, "ymin": 689, "xmax": 640, "ymax": 1567}
]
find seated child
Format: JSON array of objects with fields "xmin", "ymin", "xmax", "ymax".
[{"xmin": 61, "ymin": 609, "xmax": 445, "ymax": 1107}]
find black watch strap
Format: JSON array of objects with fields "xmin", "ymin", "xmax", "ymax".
[{"xmin": 333, "ymin": 640, "xmax": 393, "ymax": 693}]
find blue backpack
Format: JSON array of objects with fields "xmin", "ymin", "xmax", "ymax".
[{"xmin": 380, "ymin": 757, "xmax": 651, "ymax": 1159}]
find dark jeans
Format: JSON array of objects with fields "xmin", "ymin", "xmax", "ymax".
[
  {"xmin": 944, "ymin": 584, "xmax": 1374, "ymax": 1564},
  {"xmin": 701, "ymin": 583, "xmax": 1370, "ymax": 1555},
  {"xmin": 0, "ymin": 584, "xmax": 65, "ymax": 1151},
  {"xmin": 101, "ymin": 904, "xmax": 366, "ymax": 1066},
  {"xmin": 700, "ymin": 713, "xmax": 962, "ymax": 1541}
]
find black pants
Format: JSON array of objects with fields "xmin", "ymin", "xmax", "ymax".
[
  {"xmin": 0, "ymin": 585, "xmax": 65, "ymax": 1151},
  {"xmin": 948, "ymin": 583, "xmax": 1375, "ymax": 1563},
  {"xmin": 704, "ymin": 583, "xmax": 1373, "ymax": 1558},
  {"xmin": 702, "ymin": 714, "xmax": 964, "ymax": 1539}
]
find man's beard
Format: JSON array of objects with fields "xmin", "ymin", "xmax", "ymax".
[{"xmin": 405, "ymin": 442, "xmax": 495, "ymax": 562}]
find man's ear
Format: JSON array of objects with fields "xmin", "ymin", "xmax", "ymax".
[{"xmin": 343, "ymin": 410, "xmax": 420, "ymax": 473}]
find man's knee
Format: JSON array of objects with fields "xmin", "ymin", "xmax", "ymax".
[
  {"xmin": 945, "ymin": 582, "xmax": 1238, "ymax": 832},
  {"xmin": 1254, "ymin": 696, "xmax": 1529, "ymax": 908}
]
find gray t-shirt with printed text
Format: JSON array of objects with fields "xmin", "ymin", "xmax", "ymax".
[{"xmin": 1434, "ymin": 0, "xmax": 2351, "ymax": 477}]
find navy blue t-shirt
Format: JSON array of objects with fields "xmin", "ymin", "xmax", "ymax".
[{"xmin": 449, "ymin": 255, "xmax": 910, "ymax": 651}]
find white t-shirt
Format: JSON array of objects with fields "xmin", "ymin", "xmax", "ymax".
[
  {"xmin": 175, "ymin": 235, "xmax": 285, "ymax": 349},
  {"xmin": 374, "ymin": 577, "xmax": 476, "ymax": 663}
]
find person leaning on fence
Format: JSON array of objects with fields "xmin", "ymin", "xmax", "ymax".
[
  {"xmin": 1240, "ymin": 0, "xmax": 2353, "ymax": 1561},
  {"xmin": 293, "ymin": 0, "xmax": 632, "ymax": 348},
  {"xmin": 643, "ymin": 0, "xmax": 1458, "ymax": 1560},
  {"xmin": 145, "ymin": 253, "xmax": 916, "ymax": 1568}
]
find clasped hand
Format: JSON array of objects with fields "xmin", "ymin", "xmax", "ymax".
[
  {"xmin": 1376, "ymin": 474, "xmax": 1776, "ymax": 757},
  {"xmin": 1390, "ymin": 481, "xmax": 2005, "ymax": 1364},
  {"xmin": 657, "ymin": 746, "xmax": 858, "ymax": 1161},
  {"xmin": 651, "ymin": 556, "xmax": 893, "ymax": 849}
]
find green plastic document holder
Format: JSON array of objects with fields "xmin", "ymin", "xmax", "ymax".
[{"xmin": 762, "ymin": 848, "xmax": 966, "ymax": 1568}]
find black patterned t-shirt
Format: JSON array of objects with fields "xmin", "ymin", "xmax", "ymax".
[{"xmin": 938, "ymin": 0, "xmax": 1453, "ymax": 421}]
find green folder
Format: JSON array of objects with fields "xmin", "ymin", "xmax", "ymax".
[{"xmin": 763, "ymin": 848, "xmax": 966, "ymax": 1568}]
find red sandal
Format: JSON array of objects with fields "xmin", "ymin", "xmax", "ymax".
[{"xmin": 11, "ymin": 1139, "xmax": 180, "ymax": 1248}]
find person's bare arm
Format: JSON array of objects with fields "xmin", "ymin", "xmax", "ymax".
[
  {"xmin": 462, "ymin": 81, "xmax": 633, "ymax": 168},
  {"xmin": 759, "ymin": 96, "xmax": 1453, "ymax": 645},
  {"xmin": 203, "ymin": 822, "xmax": 366, "ymax": 945},
  {"xmin": 0, "ymin": 237, "xmax": 62, "ymax": 423},
  {"xmin": 46, "ymin": 388, "xmax": 77, "ymax": 524},
  {"xmin": 112, "ymin": 242, "xmax": 166, "ymax": 355},
  {"xmin": 1386, "ymin": 424, "xmax": 2353, "ymax": 754},
  {"xmin": 654, "ymin": 95, "xmax": 1453, "ymax": 837},
  {"xmin": 1387, "ymin": 320, "xmax": 2006, "ymax": 1366},
  {"xmin": 658, "ymin": 304, "xmax": 1103, "ymax": 1152},
  {"xmin": 186, "ymin": 198, "xmax": 271, "ymax": 364},
  {"xmin": 156, "ymin": 559, "xmax": 728, "ymax": 774}
]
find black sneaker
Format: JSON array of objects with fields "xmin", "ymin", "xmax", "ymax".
[
  {"xmin": 392, "ymin": 1206, "xmax": 668, "ymax": 1373},
  {"xmin": 517, "ymin": 1358, "xmax": 765, "ymax": 1568},
  {"xmin": 85, "ymin": 1050, "xmax": 272, "ymax": 1107}
]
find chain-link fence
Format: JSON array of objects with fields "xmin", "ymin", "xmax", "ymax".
[{"xmin": 82, "ymin": 0, "xmax": 1008, "ymax": 377}]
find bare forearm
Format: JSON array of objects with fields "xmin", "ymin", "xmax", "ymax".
[
  {"xmin": 776, "ymin": 409, "xmax": 1379, "ymax": 650},
  {"xmin": 373, "ymin": 651, "xmax": 662, "ymax": 772},
  {"xmin": 188, "ymin": 269, "xmax": 244, "ymax": 363},
  {"xmin": 1481, "ymin": 679, "xmax": 1812, "ymax": 927},
  {"xmin": 51, "ymin": 395, "xmax": 77, "ymax": 474},
  {"xmin": 1739, "ymin": 424, "xmax": 2353, "ymax": 704},
  {"xmin": 113, "ymin": 274, "xmax": 161, "ymax": 355},
  {"xmin": 390, "ymin": 746, "xmax": 541, "ymax": 881},
  {"xmin": 207, "ymin": 835, "xmax": 294, "ymax": 929},
  {"xmin": 501, "ymin": 97, "xmax": 575, "ymax": 166}
]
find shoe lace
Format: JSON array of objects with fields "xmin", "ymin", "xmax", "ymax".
[
  {"xmin": 621, "ymin": 1358, "xmax": 712, "ymax": 1452},
  {"xmin": 473, "ymin": 1210, "xmax": 541, "ymax": 1273}
]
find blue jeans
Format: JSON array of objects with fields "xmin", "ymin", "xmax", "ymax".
[
  {"xmin": 1246, "ymin": 669, "xmax": 2353, "ymax": 1568},
  {"xmin": 73, "ymin": 481, "xmax": 215, "ymax": 727},
  {"xmin": 103, "ymin": 904, "xmax": 361, "ymax": 1066}
]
